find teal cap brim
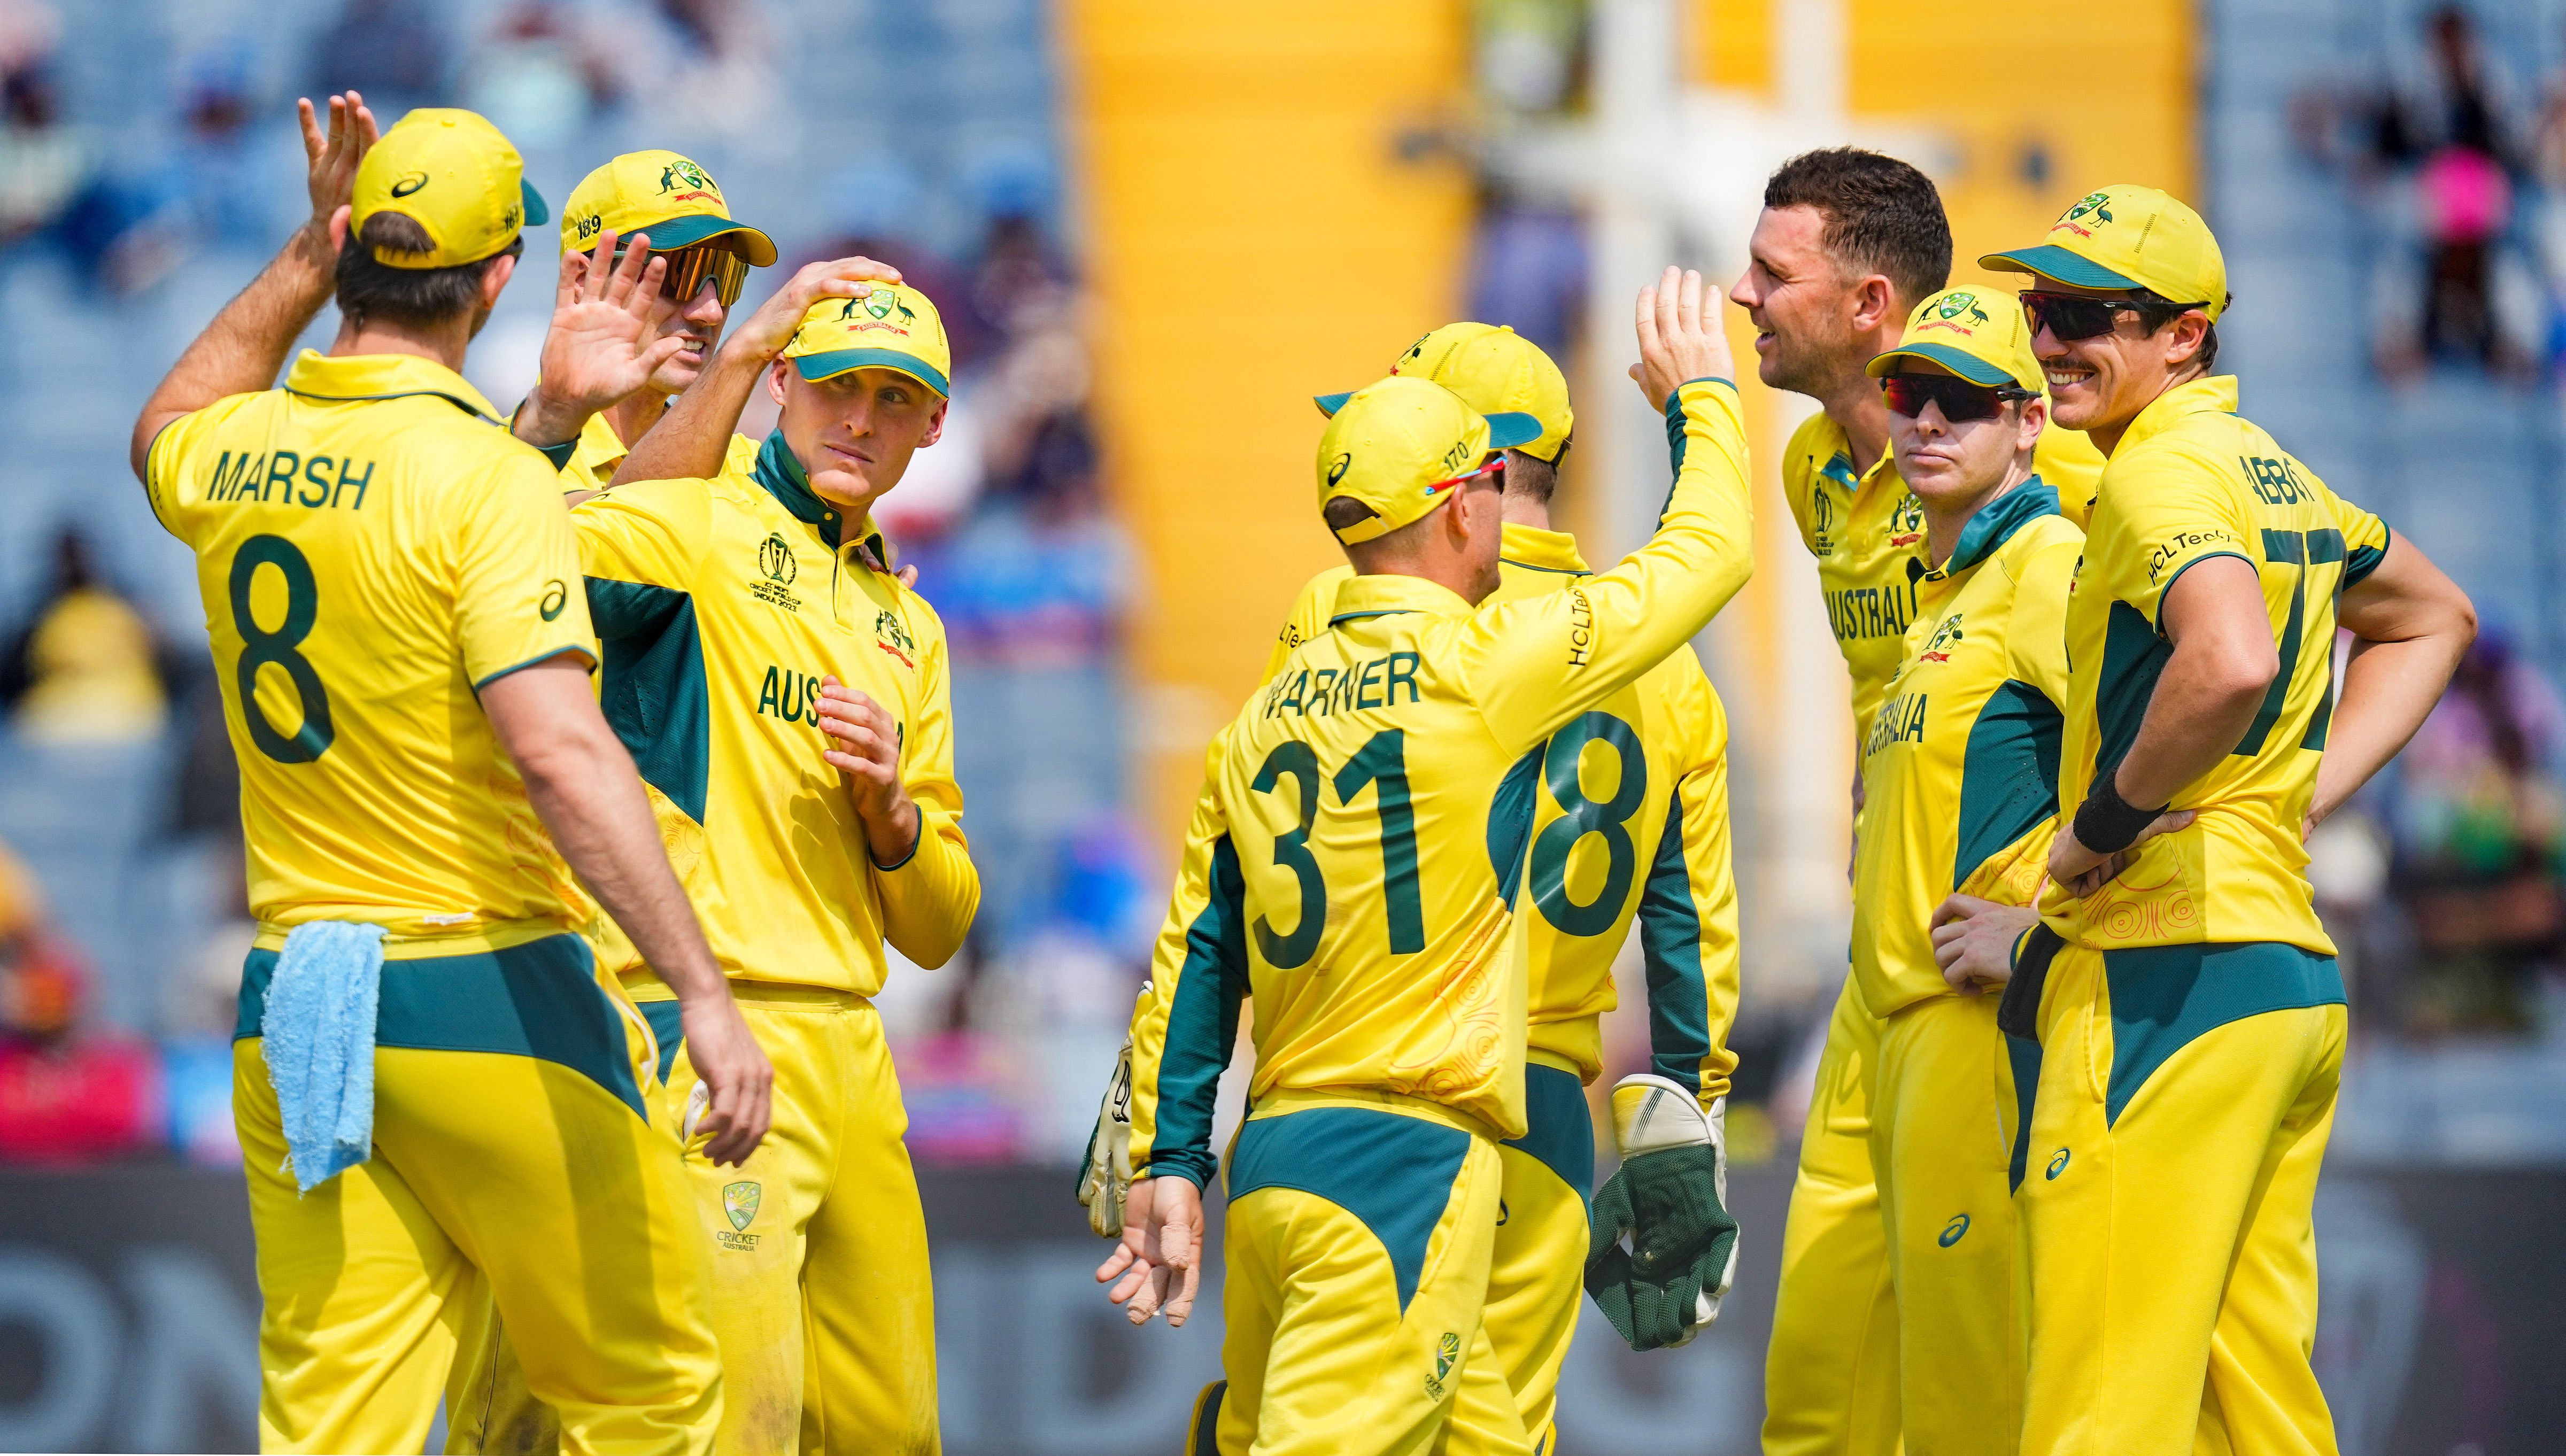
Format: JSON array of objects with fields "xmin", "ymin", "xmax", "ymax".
[
  {"xmin": 791, "ymin": 347, "xmax": 952, "ymax": 397},
  {"xmin": 617, "ymin": 212, "xmax": 780, "ymax": 267},
  {"xmin": 1314, "ymin": 391, "xmax": 1352, "ymax": 417},
  {"xmin": 521, "ymin": 180, "xmax": 550, "ymax": 228},
  {"xmin": 1866, "ymin": 342, "xmax": 2020, "ymax": 388},
  {"xmin": 1977, "ymin": 244, "xmax": 2138, "ymax": 291},
  {"xmin": 1484, "ymin": 411, "xmax": 1541, "ymax": 449}
]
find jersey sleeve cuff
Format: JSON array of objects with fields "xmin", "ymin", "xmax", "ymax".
[
  {"xmin": 2147, "ymin": 549, "xmax": 2255, "ymax": 634},
  {"xmin": 535, "ymin": 438, "xmax": 578, "ymax": 471},
  {"xmin": 472, "ymin": 644, "xmax": 597, "ymax": 691}
]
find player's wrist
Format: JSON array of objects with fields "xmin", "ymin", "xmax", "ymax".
[
  {"xmin": 862, "ymin": 793, "xmax": 921, "ymax": 870},
  {"xmin": 2073, "ymin": 771, "xmax": 2167, "ymax": 855}
]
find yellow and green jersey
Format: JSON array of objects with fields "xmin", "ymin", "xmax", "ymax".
[
  {"xmin": 1126, "ymin": 380, "xmax": 1754, "ymax": 1187},
  {"xmin": 1783, "ymin": 410, "xmax": 2107, "ymax": 732},
  {"xmin": 1260, "ymin": 523, "xmax": 1740, "ymax": 1108},
  {"xmin": 554, "ymin": 411, "xmax": 760, "ymax": 497},
  {"xmin": 143, "ymin": 352, "xmax": 597, "ymax": 958},
  {"xmin": 1850, "ymin": 484, "xmax": 2081, "ymax": 1017},
  {"xmin": 2044, "ymin": 376, "xmax": 2389, "ymax": 955},
  {"xmin": 572, "ymin": 431, "xmax": 978, "ymax": 993}
]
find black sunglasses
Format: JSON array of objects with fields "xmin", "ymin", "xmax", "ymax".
[
  {"xmin": 1880, "ymin": 372, "xmax": 2035, "ymax": 422},
  {"xmin": 2020, "ymin": 290, "xmax": 2205, "ymax": 343},
  {"xmin": 614, "ymin": 239, "xmax": 752, "ymax": 308}
]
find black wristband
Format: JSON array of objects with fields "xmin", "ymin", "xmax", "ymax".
[{"xmin": 2073, "ymin": 773, "xmax": 2167, "ymax": 856}]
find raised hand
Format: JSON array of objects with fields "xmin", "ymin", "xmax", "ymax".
[
  {"xmin": 299, "ymin": 91, "xmax": 378, "ymax": 231},
  {"xmin": 518, "ymin": 228, "xmax": 683, "ymax": 444},
  {"xmin": 1629, "ymin": 266, "xmax": 1735, "ymax": 412},
  {"xmin": 725, "ymin": 256, "xmax": 907, "ymax": 365}
]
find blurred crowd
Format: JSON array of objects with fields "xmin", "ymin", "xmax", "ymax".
[
  {"xmin": 2292, "ymin": 3, "xmax": 2566, "ymax": 381},
  {"xmin": 0, "ymin": 0, "xmax": 1154, "ymax": 1170}
]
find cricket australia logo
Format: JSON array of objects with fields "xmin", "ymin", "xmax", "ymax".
[
  {"xmin": 875, "ymin": 608, "xmax": 917, "ymax": 669},
  {"xmin": 1921, "ymin": 290, "xmax": 1990, "ymax": 332},
  {"xmin": 1920, "ymin": 613, "xmax": 1964, "ymax": 663},
  {"xmin": 2058, "ymin": 191, "xmax": 2115, "ymax": 236},
  {"xmin": 659, "ymin": 158, "xmax": 720, "ymax": 202},
  {"xmin": 1888, "ymin": 491, "xmax": 1925, "ymax": 546},
  {"xmin": 717, "ymin": 1180, "xmax": 763, "ymax": 1251},
  {"xmin": 1424, "ymin": 1331, "xmax": 1461, "ymax": 1400}
]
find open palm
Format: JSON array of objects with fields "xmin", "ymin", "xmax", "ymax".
[{"xmin": 537, "ymin": 229, "xmax": 684, "ymax": 419}]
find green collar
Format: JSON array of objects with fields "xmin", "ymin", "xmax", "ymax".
[
  {"xmin": 1933, "ymin": 477, "xmax": 2059, "ymax": 578},
  {"xmin": 752, "ymin": 430, "xmax": 887, "ymax": 561}
]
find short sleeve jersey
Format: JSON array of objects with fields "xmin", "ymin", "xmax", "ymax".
[
  {"xmin": 1851, "ymin": 487, "xmax": 2081, "ymax": 1016},
  {"xmin": 2045, "ymin": 376, "xmax": 2390, "ymax": 954},
  {"xmin": 557, "ymin": 412, "xmax": 761, "ymax": 497},
  {"xmin": 144, "ymin": 352, "xmax": 597, "ymax": 956},
  {"xmin": 572, "ymin": 431, "xmax": 977, "ymax": 994},
  {"xmin": 1782, "ymin": 409, "xmax": 2108, "ymax": 733}
]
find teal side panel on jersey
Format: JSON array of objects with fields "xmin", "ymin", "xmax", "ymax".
[
  {"xmin": 2100, "ymin": 942, "xmax": 2345, "ymax": 1126},
  {"xmin": 1502, "ymin": 1063, "xmax": 1596, "ymax": 1202},
  {"xmin": 236, "ymin": 933, "xmax": 646, "ymax": 1118},
  {"xmin": 585, "ymin": 577, "xmax": 712, "ymax": 823},
  {"xmin": 1226, "ymin": 1106, "xmax": 1470, "ymax": 1312},
  {"xmin": 1148, "ymin": 835, "xmax": 1251, "ymax": 1190},
  {"xmin": 2092, "ymin": 600, "xmax": 2172, "ymax": 792},
  {"xmin": 640, "ymin": 1000, "xmax": 684, "ymax": 1081},
  {"xmin": 1954, "ymin": 679, "xmax": 2063, "ymax": 888},
  {"xmin": 1636, "ymin": 789, "xmax": 1712, "ymax": 1094},
  {"xmin": 1486, "ymin": 746, "xmax": 1543, "ymax": 910}
]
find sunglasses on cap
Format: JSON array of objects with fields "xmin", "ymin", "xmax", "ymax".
[
  {"xmin": 1880, "ymin": 373, "xmax": 2035, "ymax": 423},
  {"xmin": 2020, "ymin": 291, "xmax": 2206, "ymax": 343},
  {"xmin": 1421, "ymin": 455, "xmax": 1506, "ymax": 497},
  {"xmin": 613, "ymin": 239, "xmax": 752, "ymax": 308}
]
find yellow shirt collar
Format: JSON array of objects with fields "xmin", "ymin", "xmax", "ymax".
[
  {"xmin": 1326, "ymin": 572, "xmax": 1474, "ymax": 625},
  {"xmin": 577, "ymin": 409, "xmax": 629, "ymax": 473},
  {"xmin": 1809, "ymin": 411, "xmax": 1897, "ymax": 494},
  {"xmin": 2114, "ymin": 374, "xmax": 2240, "ymax": 455},
  {"xmin": 282, "ymin": 350, "xmax": 507, "ymax": 427},
  {"xmin": 1500, "ymin": 522, "xmax": 1589, "ymax": 575}
]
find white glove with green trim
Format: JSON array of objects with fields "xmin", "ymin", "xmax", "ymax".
[{"xmin": 1074, "ymin": 992, "xmax": 1143, "ymax": 1238}]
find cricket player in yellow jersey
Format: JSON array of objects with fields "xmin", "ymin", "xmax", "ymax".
[
  {"xmin": 1845, "ymin": 289, "xmax": 2088, "ymax": 1455},
  {"xmin": 1734, "ymin": 149, "xmax": 2108, "ymax": 1456},
  {"xmin": 452, "ymin": 286, "xmax": 976, "ymax": 1455},
  {"xmin": 1227, "ymin": 322, "xmax": 1742, "ymax": 1452},
  {"xmin": 1098, "ymin": 272, "xmax": 1752, "ymax": 1456},
  {"xmin": 129, "ymin": 97, "xmax": 772, "ymax": 1454},
  {"xmin": 1931, "ymin": 185, "xmax": 2477, "ymax": 1454}
]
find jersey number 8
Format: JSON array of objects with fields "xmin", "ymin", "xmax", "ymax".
[{"xmin": 229, "ymin": 535, "xmax": 335, "ymax": 764}]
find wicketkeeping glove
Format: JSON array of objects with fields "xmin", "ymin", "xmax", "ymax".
[
  {"xmin": 1584, "ymin": 1074, "xmax": 1738, "ymax": 1351},
  {"xmin": 1074, "ymin": 994, "xmax": 1142, "ymax": 1238}
]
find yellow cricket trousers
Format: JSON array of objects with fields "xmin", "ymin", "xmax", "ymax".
[
  {"xmin": 1199, "ymin": 1090, "xmax": 1533, "ymax": 1456},
  {"xmin": 234, "ymin": 934, "xmax": 722, "ymax": 1456},
  {"xmin": 1869, "ymin": 992, "xmax": 2037, "ymax": 1456},
  {"xmin": 2018, "ymin": 940, "xmax": 2346, "ymax": 1456},
  {"xmin": 1481, "ymin": 1057, "xmax": 1596, "ymax": 1456},
  {"xmin": 1763, "ymin": 975, "xmax": 1902, "ymax": 1456},
  {"xmin": 450, "ymin": 981, "xmax": 939, "ymax": 1456}
]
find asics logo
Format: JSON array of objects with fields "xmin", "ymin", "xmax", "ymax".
[
  {"xmin": 2046, "ymin": 1147, "xmax": 2070, "ymax": 1180},
  {"xmin": 1938, "ymin": 1213, "xmax": 1970, "ymax": 1247},
  {"xmin": 390, "ymin": 172, "xmax": 429, "ymax": 198}
]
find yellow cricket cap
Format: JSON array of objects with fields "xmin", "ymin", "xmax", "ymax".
[
  {"xmin": 558, "ymin": 150, "xmax": 777, "ymax": 266},
  {"xmin": 1980, "ymin": 184, "xmax": 2228, "ymax": 321},
  {"xmin": 1316, "ymin": 376, "xmax": 1541, "ymax": 545},
  {"xmin": 780, "ymin": 284, "xmax": 952, "ymax": 397},
  {"xmin": 350, "ymin": 109, "xmax": 547, "ymax": 269},
  {"xmin": 1315, "ymin": 322, "xmax": 1573, "ymax": 462},
  {"xmin": 1867, "ymin": 285, "xmax": 2044, "ymax": 393}
]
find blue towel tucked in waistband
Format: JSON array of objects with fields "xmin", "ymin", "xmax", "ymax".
[{"xmin": 262, "ymin": 921, "xmax": 387, "ymax": 1194}]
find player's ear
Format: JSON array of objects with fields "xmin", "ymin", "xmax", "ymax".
[
  {"xmin": 327, "ymin": 204, "xmax": 352, "ymax": 253},
  {"xmin": 2019, "ymin": 395, "xmax": 2047, "ymax": 454},
  {"xmin": 1851, "ymin": 274, "xmax": 1898, "ymax": 333},
  {"xmin": 920, "ymin": 397, "xmax": 949, "ymax": 448},
  {"xmin": 479, "ymin": 252, "xmax": 516, "ymax": 312},
  {"xmin": 767, "ymin": 359, "xmax": 792, "ymax": 408}
]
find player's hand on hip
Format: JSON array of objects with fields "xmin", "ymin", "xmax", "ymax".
[
  {"xmin": 2046, "ymin": 810, "xmax": 2194, "ymax": 898},
  {"xmin": 817, "ymin": 677, "xmax": 921, "ymax": 864},
  {"xmin": 1930, "ymin": 894, "xmax": 2039, "ymax": 993},
  {"xmin": 677, "ymin": 992, "xmax": 773, "ymax": 1166},
  {"xmin": 1629, "ymin": 266, "xmax": 1734, "ymax": 412},
  {"xmin": 298, "ymin": 91, "xmax": 379, "ymax": 230},
  {"xmin": 728, "ymin": 257, "xmax": 907, "ymax": 363},
  {"xmin": 522, "ymin": 229, "xmax": 685, "ymax": 438}
]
